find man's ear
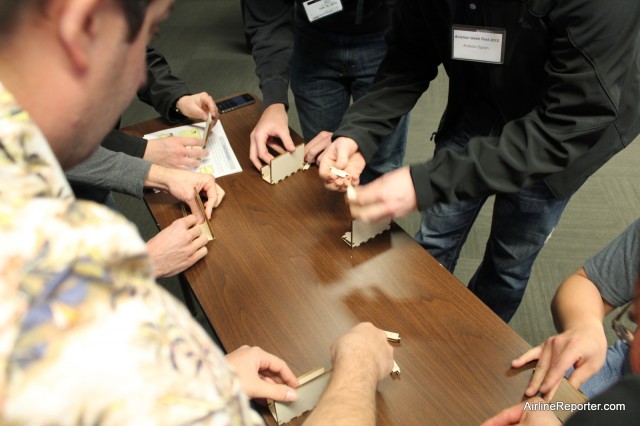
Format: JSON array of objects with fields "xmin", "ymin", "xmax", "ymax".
[{"xmin": 57, "ymin": 0, "xmax": 103, "ymax": 72}]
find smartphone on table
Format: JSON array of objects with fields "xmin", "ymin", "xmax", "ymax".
[{"xmin": 217, "ymin": 93, "xmax": 255, "ymax": 113}]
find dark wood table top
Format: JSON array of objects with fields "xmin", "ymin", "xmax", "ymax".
[{"xmin": 124, "ymin": 95, "xmax": 584, "ymax": 425}]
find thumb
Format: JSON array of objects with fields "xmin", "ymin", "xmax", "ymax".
[
  {"xmin": 280, "ymin": 131, "xmax": 296, "ymax": 153},
  {"xmin": 253, "ymin": 381, "xmax": 298, "ymax": 403}
]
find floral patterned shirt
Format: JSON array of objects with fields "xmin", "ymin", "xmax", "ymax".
[{"xmin": 0, "ymin": 82, "xmax": 263, "ymax": 425}]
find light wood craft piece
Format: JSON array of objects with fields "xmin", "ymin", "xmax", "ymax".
[
  {"xmin": 181, "ymin": 190, "xmax": 214, "ymax": 242},
  {"xmin": 269, "ymin": 367, "xmax": 332, "ymax": 425},
  {"xmin": 261, "ymin": 144, "xmax": 307, "ymax": 184},
  {"xmin": 202, "ymin": 112, "xmax": 213, "ymax": 145},
  {"xmin": 551, "ymin": 378, "xmax": 588, "ymax": 423},
  {"xmin": 342, "ymin": 219, "xmax": 391, "ymax": 248},
  {"xmin": 330, "ymin": 167, "xmax": 349, "ymax": 178},
  {"xmin": 385, "ymin": 331, "xmax": 401, "ymax": 343}
]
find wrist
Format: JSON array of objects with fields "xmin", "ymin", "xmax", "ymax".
[
  {"xmin": 332, "ymin": 348, "xmax": 380, "ymax": 386},
  {"xmin": 144, "ymin": 164, "xmax": 170, "ymax": 191}
]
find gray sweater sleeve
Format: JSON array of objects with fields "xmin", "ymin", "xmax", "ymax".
[
  {"xmin": 243, "ymin": 0, "xmax": 294, "ymax": 108},
  {"xmin": 65, "ymin": 146, "xmax": 152, "ymax": 199}
]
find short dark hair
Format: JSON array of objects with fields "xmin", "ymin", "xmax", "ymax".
[{"xmin": 0, "ymin": 0, "xmax": 154, "ymax": 41}]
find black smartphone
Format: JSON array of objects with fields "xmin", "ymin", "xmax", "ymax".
[{"xmin": 217, "ymin": 93, "xmax": 255, "ymax": 113}]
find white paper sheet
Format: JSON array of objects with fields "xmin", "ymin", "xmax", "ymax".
[{"xmin": 144, "ymin": 120, "xmax": 242, "ymax": 178}]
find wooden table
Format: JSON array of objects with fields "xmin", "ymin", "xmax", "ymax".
[{"xmin": 125, "ymin": 95, "xmax": 584, "ymax": 425}]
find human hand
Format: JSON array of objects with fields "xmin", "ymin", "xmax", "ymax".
[
  {"xmin": 145, "ymin": 165, "xmax": 225, "ymax": 220},
  {"xmin": 481, "ymin": 398, "xmax": 561, "ymax": 426},
  {"xmin": 512, "ymin": 322, "xmax": 607, "ymax": 401},
  {"xmin": 226, "ymin": 345, "xmax": 299, "ymax": 402},
  {"xmin": 176, "ymin": 92, "xmax": 219, "ymax": 123},
  {"xmin": 346, "ymin": 167, "xmax": 417, "ymax": 223},
  {"xmin": 318, "ymin": 137, "xmax": 366, "ymax": 191},
  {"xmin": 146, "ymin": 215, "xmax": 208, "ymax": 277},
  {"xmin": 331, "ymin": 322, "xmax": 394, "ymax": 382},
  {"xmin": 304, "ymin": 131, "xmax": 333, "ymax": 164},
  {"xmin": 143, "ymin": 136, "xmax": 208, "ymax": 169},
  {"xmin": 249, "ymin": 103, "xmax": 295, "ymax": 170}
]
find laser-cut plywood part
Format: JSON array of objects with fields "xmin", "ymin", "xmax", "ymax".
[
  {"xmin": 202, "ymin": 112, "xmax": 213, "ymax": 145},
  {"xmin": 268, "ymin": 367, "xmax": 332, "ymax": 425},
  {"xmin": 385, "ymin": 331, "xmax": 401, "ymax": 343},
  {"xmin": 330, "ymin": 167, "xmax": 349, "ymax": 178},
  {"xmin": 342, "ymin": 219, "xmax": 391, "ymax": 248},
  {"xmin": 261, "ymin": 144, "xmax": 306, "ymax": 184},
  {"xmin": 181, "ymin": 190, "xmax": 215, "ymax": 242}
]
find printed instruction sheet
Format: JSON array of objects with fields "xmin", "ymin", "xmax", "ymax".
[{"xmin": 144, "ymin": 120, "xmax": 242, "ymax": 178}]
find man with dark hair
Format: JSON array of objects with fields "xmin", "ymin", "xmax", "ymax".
[{"xmin": 0, "ymin": 0, "xmax": 393, "ymax": 423}]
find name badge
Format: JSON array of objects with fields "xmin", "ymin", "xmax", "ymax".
[
  {"xmin": 452, "ymin": 25, "xmax": 506, "ymax": 64},
  {"xmin": 303, "ymin": 0, "xmax": 343, "ymax": 23}
]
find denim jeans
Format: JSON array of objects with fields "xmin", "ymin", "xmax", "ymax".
[
  {"xmin": 291, "ymin": 18, "xmax": 408, "ymax": 183},
  {"xmin": 415, "ymin": 126, "xmax": 571, "ymax": 322},
  {"xmin": 566, "ymin": 340, "xmax": 630, "ymax": 399}
]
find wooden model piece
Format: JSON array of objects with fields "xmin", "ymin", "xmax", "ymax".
[
  {"xmin": 330, "ymin": 166, "xmax": 349, "ymax": 178},
  {"xmin": 181, "ymin": 189, "xmax": 214, "ymax": 242},
  {"xmin": 385, "ymin": 330, "xmax": 401, "ymax": 343},
  {"xmin": 202, "ymin": 111, "xmax": 213, "ymax": 145},
  {"xmin": 261, "ymin": 144, "xmax": 308, "ymax": 184},
  {"xmin": 269, "ymin": 367, "xmax": 332, "ymax": 425},
  {"xmin": 342, "ymin": 219, "xmax": 391, "ymax": 248}
]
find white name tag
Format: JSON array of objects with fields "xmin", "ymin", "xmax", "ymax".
[
  {"xmin": 452, "ymin": 25, "xmax": 506, "ymax": 64},
  {"xmin": 303, "ymin": 0, "xmax": 343, "ymax": 23}
]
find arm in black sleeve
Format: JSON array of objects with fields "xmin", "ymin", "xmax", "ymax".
[
  {"xmin": 137, "ymin": 47, "xmax": 191, "ymax": 123},
  {"xmin": 243, "ymin": 0, "xmax": 294, "ymax": 108},
  {"xmin": 101, "ymin": 130, "xmax": 148, "ymax": 158},
  {"xmin": 409, "ymin": 0, "xmax": 639, "ymax": 210},
  {"xmin": 333, "ymin": 0, "xmax": 438, "ymax": 161}
]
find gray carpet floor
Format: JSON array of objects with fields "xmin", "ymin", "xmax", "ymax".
[{"xmin": 118, "ymin": 0, "xmax": 640, "ymax": 349}]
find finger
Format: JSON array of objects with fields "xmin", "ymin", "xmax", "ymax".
[
  {"xmin": 186, "ymin": 245, "xmax": 208, "ymax": 267},
  {"xmin": 257, "ymin": 352, "xmax": 299, "ymax": 389},
  {"xmin": 188, "ymin": 220, "xmax": 204, "ymax": 239},
  {"xmin": 543, "ymin": 379, "xmax": 562, "ymax": 403},
  {"xmin": 249, "ymin": 138, "xmax": 263, "ymax": 170},
  {"xmin": 266, "ymin": 139, "xmax": 287, "ymax": 155},
  {"xmin": 189, "ymin": 235, "xmax": 209, "ymax": 252},
  {"xmin": 512, "ymin": 346, "xmax": 543, "ymax": 368},
  {"xmin": 202, "ymin": 189, "xmax": 216, "ymax": 219},
  {"xmin": 203, "ymin": 94, "xmax": 216, "ymax": 117},
  {"xmin": 181, "ymin": 137, "xmax": 207, "ymax": 148},
  {"xmin": 252, "ymin": 381, "xmax": 298, "ymax": 403},
  {"xmin": 180, "ymin": 157, "xmax": 202, "ymax": 168},
  {"xmin": 480, "ymin": 402, "xmax": 526, "ymax": 426},
  {"xmin": 279, "ymin": 130, "xmax": 296, "ymax": 153},
  {"xmin": 185, "ymin": 197, "xmax": 203, "ymax": 222},
  {"xmin": 350, "ymin": 200, "xmax": 391, "ymax": 223},
  {"xmin": 525, "ymin": 347, "xmax": 553, "ymax": 397},
  {"xmin": 258, "ymin": 142, "xmax": 275, "ymax": 166},
  {"xmin": 212, "ymin": 184, "xmax": 225, "ymax": 208},
  {"xmin": 539, "ymin": 348, "xmax": 583, "ymax": 395},
  {"xmin": 180, "ymin": 214, "xmax": 200, "ymax": 228},
  {"xmin": 304, "ymin": 142, "xmax": 325, "ymax": 164},
  {"xmin": 335, "ymin": 143, "xmax": 351, "ymax": 170},
  {"xmin": 185, "ymin": 148, "xmax": 208, "ymax": 159}
]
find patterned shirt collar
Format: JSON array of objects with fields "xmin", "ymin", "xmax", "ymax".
[{"xmin": 0, "ymin": 81, "xmax": 73, "ymax": 204}]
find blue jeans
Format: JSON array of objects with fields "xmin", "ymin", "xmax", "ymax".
[
  {"xmin": 415, "ymin": 128, "xmax": 571, "ymax": 322},
  {"xmin": 291, "ymin": 19, "xmax": 408, "ymax": 183},
  {"xmin": 567, "ymin": 340, "xmax": 630, "ymax": 399}
]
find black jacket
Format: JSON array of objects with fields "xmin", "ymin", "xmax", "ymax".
[
  {"xmin": 244, "ymin": 0, "xmax": 395, "ymax": 108},
  {"xmin": 334, "ymin": 0, "xmax": 640, "ymax": 209},
  {"xmin": 102, "ymin": 47, "xmax": 191, "ymax": 158}
]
